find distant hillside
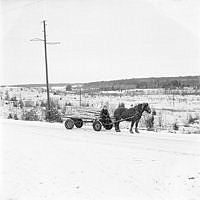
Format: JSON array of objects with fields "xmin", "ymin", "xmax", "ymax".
[
  {"xmin": 2, "ymin": 76, "xmax": 200, "ymax": 90},
  {"xmin": 83, "ymin": 76, "xmax": 200, "ymax": 90}
]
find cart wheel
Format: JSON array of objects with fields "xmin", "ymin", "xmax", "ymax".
[
  {"xmin": 104, "ymin": 123, "xmax": 113, "ymax": 130},
  {"xmin": 64, "ymin": 119, "xmax": 74, "ymax": 129},
  {"xmin": 75, "ymin": 119, "xmax": 83, "ymax": 128},
  {"xmin": 93, "ymin": 120, "xmax": 102, "ymax": 131}
]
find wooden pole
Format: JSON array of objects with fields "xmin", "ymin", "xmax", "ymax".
[{"xmin": 43, "ymin": 20, "xmax": 51, "ymax": 120}]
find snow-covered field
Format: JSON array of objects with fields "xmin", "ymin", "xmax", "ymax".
[
  {"xmin": 1, "ymin": 87, "xmax": 200, "ymax": 131},
  {"xmin": 1, "ymin": 119, "xmax": 200, "ymax": 200}
]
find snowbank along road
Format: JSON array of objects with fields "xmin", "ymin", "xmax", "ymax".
[{"xmin": 1, "ymin": 119, "xmax": 200, "ymax": 200}]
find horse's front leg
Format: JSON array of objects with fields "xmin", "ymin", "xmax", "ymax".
[
  {"xmin": 135, "ymin": 120, "xmax": 140, "ymax": 133},
  {"xmin": 130, "ymin": 120, "xmax": 135, "ymax": 133}
]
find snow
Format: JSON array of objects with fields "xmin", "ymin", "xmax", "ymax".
[{"xmin": 1, "ymin": 119, "xmax": 200, "ymax": 200}]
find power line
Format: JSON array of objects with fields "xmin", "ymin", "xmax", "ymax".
[{"xmin": 0, "ymin": 0, "xmax": 45, "ymax": 14}]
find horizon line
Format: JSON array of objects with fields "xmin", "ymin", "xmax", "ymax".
[{"xmin": 1, "ymin": 75, "xmax": 200, "ymax": 87}]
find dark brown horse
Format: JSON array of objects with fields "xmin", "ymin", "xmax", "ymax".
[{"xmin": 114, "ymin": 103, "xmax": 151, "ymax": 133}]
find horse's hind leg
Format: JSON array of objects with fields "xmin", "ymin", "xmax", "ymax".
[
  {"xmin": 135, "ymin": 120, "xmax": 140, "ymax": 133},
  {"xmin": 130, "ymin": 120, "xmax": 135, "ymax": 133},
  {"xmin": 115, "ymin": 118, "xmax": 121, "ymax": 132}
]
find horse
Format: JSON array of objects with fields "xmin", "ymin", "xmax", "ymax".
[{"xmin": 114, "ymin": 103, "xmax": 151, "ymax": 133}]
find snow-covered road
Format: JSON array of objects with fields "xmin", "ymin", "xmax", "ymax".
[{"xmin": 1, "ymin": 119, "xmax": 200, "ymax": 200}]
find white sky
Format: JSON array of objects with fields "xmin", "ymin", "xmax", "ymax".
[{"xmin": 0, "ymin": 0, "xmax": 200, "ymax": 85}]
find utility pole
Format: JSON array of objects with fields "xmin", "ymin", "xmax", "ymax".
[
  {"xmin": 43, "ymin": 20, "xmax": 50, "ymax": 119},
  {"xmin": 30, "ymin": 20, "xmax": 60, "ymax": 121},
  {"xmin": 80, "ymin": 88, "xmax": 82, "ymax": 107}
]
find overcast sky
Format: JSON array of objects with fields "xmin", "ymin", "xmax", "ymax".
[{"xmin": 1, "ymin": 0, "xmax": 200, "ymax": 85}]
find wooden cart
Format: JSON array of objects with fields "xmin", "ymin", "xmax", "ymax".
[{"xmin": 63, "ymin": 106, "xmax": 113, "ymax": 131}]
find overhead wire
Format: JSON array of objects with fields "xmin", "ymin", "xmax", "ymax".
[{"xmin": 0, "ymin": 0, "xmax": 45, "ymax": 15}]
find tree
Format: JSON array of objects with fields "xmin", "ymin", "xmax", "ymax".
[
  {"xmin": 5, "ymin": 91, "xmax": 10, "ymax": 101},
  {"xmin": 66, "ymin": 84, "xmax": 72, "ymax": 91},
  {"xmin": 45, "ymin": 106, "xmax": 63, "ymax": 122},
  {"xmin": 18, "ymin": 99, "xmax": 24, "ymax": 108},
  {"xmin": 170, "ymin": 80, "xmax": 181, "ymax": 89}
]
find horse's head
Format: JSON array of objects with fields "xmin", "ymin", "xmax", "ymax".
[{"xmin": 142, "ymin": 103, "xmax": 151, "ymax": 114}]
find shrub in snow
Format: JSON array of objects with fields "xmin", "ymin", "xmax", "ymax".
[
  {"xmin": 144, "ymin": 115, "xmax": 154, "ymax": 130},
  {"xmin": 24, "ymin": 100, "xmax": 35, "ymax": 107},
  {"xmin": 172, "ymin": 122, "xmax": 179, "ymax": 130},
  {"xmin": 187, "ymin": 114, "xmax": 199, "ymax": 124},
  {"xmin": 18, "ymin": 99, "xmax": 24, "ymax": 109},
  {"xmin": 40, "ymin": 101, "xmax": 46, "ymax": 107},
  {"xmin": 81, "ymin": 102, "xmax": 90, "ymax": 107},
  {"xmin": 143, "ymin": 110, "xmax": 156, "ymax": 130},
  {"xmin": 158, "ymin": 112, "xmax": 163, "ymax": 128},
  {"xmin": 65, "ymin": 102, "xmax": 72, "ymax": 106},
  {"xmin": 8, "ymin": 113, "xmax": 12, "ymax": 119},
  {"xmin": 22, "ymin": 109, "xmax": 40, "ymax": 121},
  {"xmin": 66, "ymin": 84, "xmax": 72, "ymax": 91},
  {"xmin": 45, "ymin": 106, "xmax": 63, "ymax": 123},
  {"xmin": 50, "ymin": 99, "xmax": 58, "ymax": 108},
  {"xmin": 118, "ymin": 102, "xmax": 125, "ymax": 108},
  {"xmin": 152, "ymin": 110, "xmax": 156, "ymax": 116},
  {"xmin": 14, "ymin": 114, "xmax": 18, "ymax": 120},
  {"xmin": 5, "ymin": 91, "xmax": 10, "ymax": 101},
  {"xmin": 10, "ymin": 96, "xmax": 17, "ymax": 102}
]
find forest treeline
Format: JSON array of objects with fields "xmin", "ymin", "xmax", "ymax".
[{"xmin": 83, "ymin": 76, "xmax": 200, "ymax": 90}]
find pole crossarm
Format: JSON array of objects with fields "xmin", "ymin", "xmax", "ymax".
[
  {"xmin": 30, "ymin": 38, "xmax": 44, "ymax": 42},
  {"xmin": 46, "ymin": 42, "xmax": 61, "ymax": 45},
  {"xmin": 30, "ymin": 38, "xmax": 60, "ymax": 45}
]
